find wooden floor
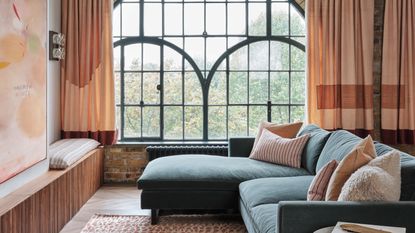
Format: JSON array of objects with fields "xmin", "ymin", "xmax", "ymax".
[{"xmin": 60, "ymin": 185, "xmax": 150, "ymax": 233}]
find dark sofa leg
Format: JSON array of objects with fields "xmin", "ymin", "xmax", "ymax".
[{"xmin": 151, "ymin": 209, "xmax": 159, "ymax": 225}]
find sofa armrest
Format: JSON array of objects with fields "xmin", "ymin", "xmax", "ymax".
[
  {"xmin": 277, "ymin": 201, "xmax": 415, "ymax": 233},
  {"xmin": 228, "ymin": 137, "xmax": 255, "ymax": 157}
]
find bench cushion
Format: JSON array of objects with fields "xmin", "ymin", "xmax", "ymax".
[
  {"xmin": 239, "ymin": 176, "xmax": 313, "ymax": 209},
  {"xmin": 49, "ymin": 139, "xmax": 100, "ymax": 169},
  {"xmin": 137, "ymin": 154, "xmax": 310, "ymax": 191}
]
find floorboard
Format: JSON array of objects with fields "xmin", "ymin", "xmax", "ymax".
[{"xmin": 60, "ymin": 185, "xmax": 149, "ymax": 233}]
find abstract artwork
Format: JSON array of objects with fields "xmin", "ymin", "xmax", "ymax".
[{"xmin": 0, "ymin": 0, "xmax": 47, "ymax": 183}]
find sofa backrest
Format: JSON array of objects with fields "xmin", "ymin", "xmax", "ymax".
[
  {"xmin": 374, "ymin": 142, "xmax": 415, "ymax": 201},
  {"xmin": 317, "ymin": 129, "xmax": 415, "ymax": 201},
  {"xmin": 316, "ymin": 130, "xmax": 362, "ymax": 172},
  {"xmin": 297, "ymin": 124, "xmax": 331, "ymax": 174}
]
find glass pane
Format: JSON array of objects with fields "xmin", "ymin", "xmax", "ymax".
[
  {"xmin": 249, "ymin": 106, "xmax": 267, "ymax": 136},
  {"xmin": 291, "ymin": 72, "xmax": 305, "ymax": 104},
  {"xmin": 271, "ymin": 3, "xmax": 289, "ymax": 36},
  {"xmin": 291, "ymin": 45, "xmax": 305, "ymax": 70},
  {"xmin": 185, "ymin": 38, "xmax": 204, "ymax": 70},
  {"xmin": 165, "ymin": 37, "xmax": 183, "ymax": 49},
  {"xmin": 142, "ymin": 107, "xmax": 160, "ymax": 137},
  {"xmin": 291, "ymin": 5, "xmax": 305, "ymax": 36},
  {"xmin": 271, "ymin": 106, "xmax": 289, "ymax": 124},
  {"xmin": 124, "ymin": 107, "xmax": 141, "ymax": 137},
  {"xmin": 185, "ymin": 107, "xmax": 203, "ymax": 139},
  {"xmin": 291, "ymin": 106, "xmax": 305, "ymax": 122},
  {"xmin": 250, "ymin": 41, "xmax": 269, "ymax": 70},
  {"xmin": 164, "ymin": 72, "xmax": 182, "ymax": 104},
  {"xmin": 184, "ymin": 3, "xmax": 204, "ymax": 35},
  {"xmin": 124, "ymin": 73, "xmax": 141, "ymax": 104},
  {"xmin": 249, "ymin": 72, "xmax": 268, "ymax": 104},
  {"xmin": 115, "ymin": 72, "xmax": 121, "ymax": 105},
  {"xmin": 228, "ymin": 106, "xmax": 248, "ymax": 137},
  {"xmin": 143, "ymin": 73, "xmax": 160, "ymax": 104},
  {"xmin": 184, "ymin": 72, "xmax": 203, "ymax": 104},
  {"xmin": 229, "ymin": 72, "xmax": 247, "ymax": 104},
  {"xmin": 270, "ymin": 72, "xmax": 289, "ymax": 104},
  {"xmin": 228, "ymin": 3, "xmax": 245, "ymax": 35},
  {"xmin": 270, "ymin": 41, "xmax": 289, "ymax": 70},
  {"xmin": 209, "ymin": 106, "xmax": 227, "ymax": 139},
  {"xmin": 144, "ymin": 3, "xmax": 162, "ymax": 36},
  {"xmin": 164, "ymin": 46, "xmax": 182, "ymax": 71},
  {"xmin": 206, "ymin": 38, "xmax": 226, "ymax": 70},
  {"xmin": 114, "ymin": 46, "xmax": 121, "ymax": 71},
  {"xmin": 164, "ymin": 106, "xmax": 183, "ymax": 140},
  {"xmin": 143, "ymin": 44, "xmax": 160, "ymax": 71},
  {"xmin": 124, "ymin": 44, "xmax": 141, "ymax": 71},
  {"xmin": 122, "ymin": 3, "xmax": 140, "ymax": 36},
  {"xmin": 228, "ymin": 37, "xmax": 246, "ymax": 48},
  {"xmin": 230, "ymin": 46, "xmax": 247, "ymax": 70},
  {"xmin": 206, "ymin": 4, "xmax": 226, "ymax": 35},
  {"xmin": 165, "ymin": 4, "xmax": 182, "ymax": 35},
  {"xmin": 116, "ymin": 106, "xmax": 121, "ymax": 140},
  {"xmin": 113, "ymin": 6, "xmax": 121, "ymax": 37},
  {"xmin": 209, "ymin": 72, "xmax": 226, "ymax": 105},
  {"xmin": 248, "ymin": 3, "xmax": 266, "ymax": 36}
]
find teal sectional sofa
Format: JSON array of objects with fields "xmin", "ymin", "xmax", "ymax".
[{"xmin": 137, "ymin": 125, "xmax": 415, "ymax": 232}]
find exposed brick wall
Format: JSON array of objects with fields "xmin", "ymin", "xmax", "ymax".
[{"xmin": 104, "ymin": 145, "xmax": 148, "ymax": 183}]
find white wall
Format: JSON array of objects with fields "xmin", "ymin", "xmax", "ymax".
[{"xmin": 0, "ymin": 0, "xmax": 61, "ymax": 198}]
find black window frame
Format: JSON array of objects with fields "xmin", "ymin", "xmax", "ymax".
[{"xmin": 113, "ymin": 0, "xmax": 306, "ymax": 142}]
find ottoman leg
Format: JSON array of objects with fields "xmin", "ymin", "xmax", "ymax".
[{"xmin": 151, "ymin": 209, "xmax": 159, "ymax": 225}]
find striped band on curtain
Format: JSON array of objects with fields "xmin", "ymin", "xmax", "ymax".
[
  {"xmin": 381, "ymin": 0, "xmax": 415, "ymax": 144},
  {"xmin": 61, "ymin": 0, "xmax": 117, "ymax": 145},
  {"xmin": 307, "ymin": 0, "xmax": 375, "ymax": 138}
]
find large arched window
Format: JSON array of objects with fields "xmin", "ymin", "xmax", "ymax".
[{"xmin": 113, "ymin": 0, "xmax": 305, "ymax": 141}]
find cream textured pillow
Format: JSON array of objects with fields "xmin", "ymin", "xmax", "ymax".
[
  {"xmin": 249, "ymin": 129, "xmax": 310, "ymax": 168},
  {"xmin": 308, "ymin": 160, "xmax": 338, "ymax": 201},
  {"xmin": 251, "ymin": 121, "xmax": 303, "ymax": 155},
  {"xmin": 325, "ymin": 135, "xmax": 377, "ymax": 201},
  {"xmin": 338, "ymin": 150, "xmax": 401, "ymax": 201}
]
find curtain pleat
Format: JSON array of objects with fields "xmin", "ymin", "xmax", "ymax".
[
  {"xmin": 61, "ymin": 0, "xmax": 117, "ymax": 145},
  {"xmin": 381, "ymin": 0, "xmax": 415, "ymax": 144},
  {"xmin": 306, "ymin": 0, "xmax": 374, "ymax": 138}
]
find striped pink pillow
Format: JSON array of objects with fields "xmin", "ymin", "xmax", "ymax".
[
  {"xmin": 307, "ymin": 160, "xmax": 338, "ymax": 201},
  {"xmin": 249, "ymin": 129, "xmax": 310, "ymax": 168}
]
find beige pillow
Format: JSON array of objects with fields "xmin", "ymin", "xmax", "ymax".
[
  {"xmin": 338, "ymin": 150, "xmax": 401, "ymax": 201},
  {"xmin": 325, "ymin": 135, "xmax": 377, "ymax": 201},
  {"xmin": 251, "ymin": 121, "xmax": 303, "ymax": 155}
]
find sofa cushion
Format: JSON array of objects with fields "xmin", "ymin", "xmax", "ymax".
[
  {"xmin": 252, "ymin": 121, "xmax": 303, "ymax": 154},
  {"xmin": 137, "ymin": 155, "xmax": 310, "ymax": 191},
  {"xmin": 325, "ymin": 135, "xmax": 376, "ymax": 201},
  {"xmin": 249, "ymin": 129, "xmax": 310, "ymax": 168},
  {"xmin": 239, "ymin": 176, "xmax": 313, "ymax": 209},
  {"xmin": 250, "ymin": 204, "xmax": 278, "ymax": 233},
  {"xmin": 316, "ymin": 130, "xmax": 362, "ymax": 171},
  {"xmin": 338, "ymin": 150, "xmax": 401, "ymax": 201},
  {"xmin": 297, "ymin": 124, "xmax": 332, "ymax": 174}
]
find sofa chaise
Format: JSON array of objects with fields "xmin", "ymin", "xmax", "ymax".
[{"xmin": 137, "ymin": 125, "xmax": 415, "ymax": 232}]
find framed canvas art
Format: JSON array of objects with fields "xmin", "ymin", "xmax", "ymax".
[{"xmin": 0, "ymin": 0, "xmax": 47, "ymax": 183}]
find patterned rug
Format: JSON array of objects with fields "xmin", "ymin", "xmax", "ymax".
[{"xmin": 81, "ymin": 214, "xmax": 247, "ymax": 233}]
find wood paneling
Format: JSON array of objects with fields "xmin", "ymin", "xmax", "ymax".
[{"xmin": 0, "ymin": 148, "xmax": 104, "ymax": 233}]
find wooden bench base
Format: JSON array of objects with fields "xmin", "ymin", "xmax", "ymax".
[{"xmin": 0, "ymin": 148, "xmax": 104, "ymax": 233}]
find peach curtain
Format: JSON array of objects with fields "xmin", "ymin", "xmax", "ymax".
[
  {"xmin": 381, "ymin": 0, "xmax": 415, "ymax": 144},
  {"xmin": 306, "ymin": 0, "xmax": 374, "ymax": 137},
  {"xmin": 61, "ymin": 0, "xmax": 116, "ymax": 145}
]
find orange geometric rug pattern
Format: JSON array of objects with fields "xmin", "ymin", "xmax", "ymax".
[{"xmin": 81, "ymin": 214, "xmax": 247, "ymax": 233}]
